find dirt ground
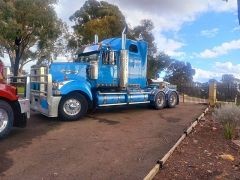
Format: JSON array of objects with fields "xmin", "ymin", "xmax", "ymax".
[
  {"xmin": 155, "ymin": 111, "xmax": 240, "ymax": 180},
  {"xmin": 0, "ymin": 103, "xmax": 206, "ymax": 180}
]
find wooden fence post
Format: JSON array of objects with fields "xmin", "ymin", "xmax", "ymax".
[{"xmin": 209, "ymin": 81, "xmax": 217, "ymax": 106}]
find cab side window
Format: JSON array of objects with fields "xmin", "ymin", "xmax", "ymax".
[
  {"xmin": 102, "ymin": 51, "xmax": 116, "ymax": 65},
  {"xmin": 129, "ymin": 44, "xmax": 138, "ymax": 53},
  {"xmin": 102, "ymin": 51, "xmax": 109, "ymax": 65}
]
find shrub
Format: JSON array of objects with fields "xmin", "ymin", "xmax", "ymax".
[{"xmin": 213, "ymin": 104, "xmax": 240, "ymax": 139}]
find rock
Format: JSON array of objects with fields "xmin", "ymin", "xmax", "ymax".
[
  {"xmin": 234, "ymin": 166, "xmax": 239, "ymax": 171},
  {"xmin": 207, "ymin": 170, "xmax": 212, "ymax": 173},
  {"xmin": 232, "ymin": 140, "xmax": 240, "ymax": 148},
  {"xmin": 193, "ymin": 139, "xmax": 198, "ymax": 144},
  {"xmin": 204, "ymin": 150, "xmax": 209, "ymax": 154},
  {"xmin": 212, "ymin": 127, "xmax": 217, "ymax": 131},
  {"xmin": 219, "ymin": 154, "xmax": 235, "ymax": 161}
]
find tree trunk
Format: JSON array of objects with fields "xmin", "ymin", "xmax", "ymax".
[
  {"xmin": 13, "ymin": 45, "xmax": 20, "ymax": 80},
  {"xmin": 12, "ymin": 45, "xmax": 20, "ymax": 82}
]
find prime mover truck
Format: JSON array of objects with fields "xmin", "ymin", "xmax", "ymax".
[{"xmin": 30, "ymin": 29, "xmax": 179, "ymax": 121}]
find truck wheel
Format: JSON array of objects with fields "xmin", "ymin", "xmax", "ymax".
[
  {"xmin": 58, "ymin": 93, "xmax": 88, "ymax": 121},
  {"xmin": 168, "ymin": 92, "xmax": 178, "ymax": 108},
  {"xmin": 152, "ymin": 91, "xmax": 166, "ymax": 110},
  {"xmin": 0, "ymin": 100, "xmax": 14, "ymax": 139}
]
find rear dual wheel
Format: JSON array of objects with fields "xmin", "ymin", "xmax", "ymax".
[
  {"xmin": 168, "ymin": 92, "xmax": 178, "ymax": 108},
  {"xmin": 151, "ymin": 91, "xmax": 166, "ymax": 110}
]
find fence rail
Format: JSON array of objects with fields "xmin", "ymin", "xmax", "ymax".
[{"xmin": 178, "ymin": 83, "xmax": 239, "ymax": 105}]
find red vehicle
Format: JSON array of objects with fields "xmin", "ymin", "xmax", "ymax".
[{"xmin": 0, "ymin": 62, "xmax": 29, "ymax": 138}]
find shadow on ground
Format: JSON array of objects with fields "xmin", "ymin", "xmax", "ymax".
[{"xmin": 0, "ymin": 112, "xmax": 61, "ymax": 176}]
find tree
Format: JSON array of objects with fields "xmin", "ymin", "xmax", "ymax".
[
  {"xmin": 130, "ymin": 19, "xmax": 161, "ymax": 79},
  {"xmin": 222, "ymin": 74, "xmax": 235, "ymax": 84},
  {"xmin": 147, "ymin": 52, "xmax": 173, "ymax": 79},
  {"xmin": 70, "ymin": 0, "xmax": 126, "ymax": 46},
  {"xmin": 0, "ymin": 0, "xmax": 63, "ymax": 76},
  {"xmin": 132, "ymin": 19, "xmax": 157, "ymax": 56},
  {"xmin": 218, "ymin": 74, "xmax": 240, "ymax": 101},
  {"xmin": 164, "ymin": 61, "xmax": 195, "ymax": 91}
]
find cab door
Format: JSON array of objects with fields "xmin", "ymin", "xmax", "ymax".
[
  {"xmin": 97, "ymin": 51, "xmax": 118, "ymax": 86},
  {"xmin": 128, "ymin": 44, "xmax": 142, "ymax": 85}
]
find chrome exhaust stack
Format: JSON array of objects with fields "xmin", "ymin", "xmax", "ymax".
[
  {"xmin": 120, "ymin": 26, "xmax": 129, "ymax": 88},
  {"xmin": 121, "ymin": 26, "xmax": 127, "ymax": 50},
  {"xmin": 94, "ymin": 34, "xmax": 98, "ymax": 44}
]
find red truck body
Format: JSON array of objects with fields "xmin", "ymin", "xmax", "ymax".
[
  {"xmin": 0, "ymin": 82, "xmax": 29, "ymax": 138},
  {"xmin": 0, "ymin": 83, "xmax": 18, "ymax": 101}
]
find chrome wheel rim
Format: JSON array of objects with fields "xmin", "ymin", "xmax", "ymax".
[
  {"xmin": 157, "ymin": 93, "xmax": 164, "ymax": 106},
  {"xmin": 169, "ymin": 93, "xmax": 177, "ymax": 106},
  {"xmin": 63, "ymin": 99, "xmax": 81, "ymax": 116},
  {"xmin": 0, "ymin": 108, "xmax": 8, "ymax": 133}
]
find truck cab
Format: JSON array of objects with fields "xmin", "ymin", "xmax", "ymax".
[
  {"xmin": 30, "ymin": 30, "xmax": 179, "ymax": 121},
  {"xmin": 0, "ymin": 78, "xmax": 30, "ymax": 138}
]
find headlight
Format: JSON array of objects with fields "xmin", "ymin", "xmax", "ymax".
[
  {"xmin": 52, "ymin": 82, "xmax": 59, "ymax": 90},
  {"xmin": 52, "ymin": 80, "xmax": 73, "ymax": 90}
]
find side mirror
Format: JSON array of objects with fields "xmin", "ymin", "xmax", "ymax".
[
  {"xmin": 109, "ymin": 51, "xmax": 115, "ymax": 65},
  {"xmin": 73, "ymin": 54, "xmax": 78, "ymax": 60}
]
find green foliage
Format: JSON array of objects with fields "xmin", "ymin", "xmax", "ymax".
[
  {"xmin": 70, "ymin": 0, "xmax": 126, "ymax": 45},
  {"xmin": 132, "ymin": 19, "xmax": 157, "ymax": 56},
  {"xmin": 223, "ymin": 122, "xmax": 235, "ymax": 139},
  {"xmin": 216, "ymin": 74, "xmax": 240, "ymax": 102},
  {"xmin": 164, "ymin": 61, "xmax": 195, "ymax": 90},
  {"xmin": 0, "ymin": 0, "xmax": 63, "ymax": 75},
  {"xmin": 147, "ymin": 52, "xmax": 172, "ymax": 79},
  {"xmin": 68, "ymin": 1, "xmax": 196, "ymax": 84},
  {"xmin": 222, "ymin": 74, "xmax": 235, "ymax": 83},
  {"xmin": 213, "ymin": 104, "xmax": 240, "ymax": 139}
]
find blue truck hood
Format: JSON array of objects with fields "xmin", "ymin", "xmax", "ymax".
[{"xmin": 50, "ymin": 62, "xmax": 87, "ymax": 82}]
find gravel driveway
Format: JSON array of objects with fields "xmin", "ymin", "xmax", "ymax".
[{"xmin": 0, "ymin": 103, "xmax": 206, "ymax": 180}]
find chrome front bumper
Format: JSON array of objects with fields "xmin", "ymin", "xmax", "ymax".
[{"xmin": 18, "ymin": 98, "xmax": 30, "ymax": 119}]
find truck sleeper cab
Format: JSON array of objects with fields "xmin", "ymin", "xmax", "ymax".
[{"xmin": 30, "ymin": 31, "xmax": 179, "ymax": 121}]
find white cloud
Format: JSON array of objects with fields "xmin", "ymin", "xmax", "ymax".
[
  {"xmin": 194, "ymin": 68, "xmax": 221, "ymax": 82},
  {"xmin": 108, "ymin": 0, "xmax": 236, "ymax": 32},
  {"xmin": 54, "ymin": 0, "xmax": 237, "ymax": 60},
  {"xmin": 194, "ymin": 61, "xmax": 240, "ymax": 82},
  {"xmin": 200, "ymin": 28, "xmax": 219, "ymax": 38},
  {"xmin": 154, "ymin": 33, "xmax": 185, "ymax": 57},
  {"xmin": 199, "ymin": 39, "xmax": 240, "ymax": 58},
  {"xmin": 215, "ymin": 61, "xmax": 240, "ymax": 79}
]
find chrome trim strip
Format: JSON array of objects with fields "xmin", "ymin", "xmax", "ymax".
[
  {"xmin": 128, "ymin": 101, "xmax": 150, "ymax": 105},
  {"xmin": 98, "ymin": 103, "xmax": 127, "ymax": 107}
]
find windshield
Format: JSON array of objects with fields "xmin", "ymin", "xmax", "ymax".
[{"xmin": 75, "ymin": 51, "xmax": 99, "ymax": 63}]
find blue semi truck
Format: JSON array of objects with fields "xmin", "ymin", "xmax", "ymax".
[{"xmin": 30, "ymin": 29, "xmax": 179, "ymax": 121}]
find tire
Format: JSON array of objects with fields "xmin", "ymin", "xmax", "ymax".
[
  {"xmin": 152, "ymin": 91, "xmax": 166, "ymax": 110},
  {"xmin": 167, "ymin": 92, "xmax": 178, "ymax": 108},
  {"xmin": 0, "ymin": 100, "xmax": 14, "ymax": 139},
  {"xmin": 58, "ymin": 93, "xmax": 88, "ymax": 121}
]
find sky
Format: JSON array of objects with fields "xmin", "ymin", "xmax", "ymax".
[
  {"xmin": 54, "ymin": 0, "xmax": 240, "ymax": 82},
  {"xmin": 4, "ymin": 0, "xmax": 240, "ymax": 83}
]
